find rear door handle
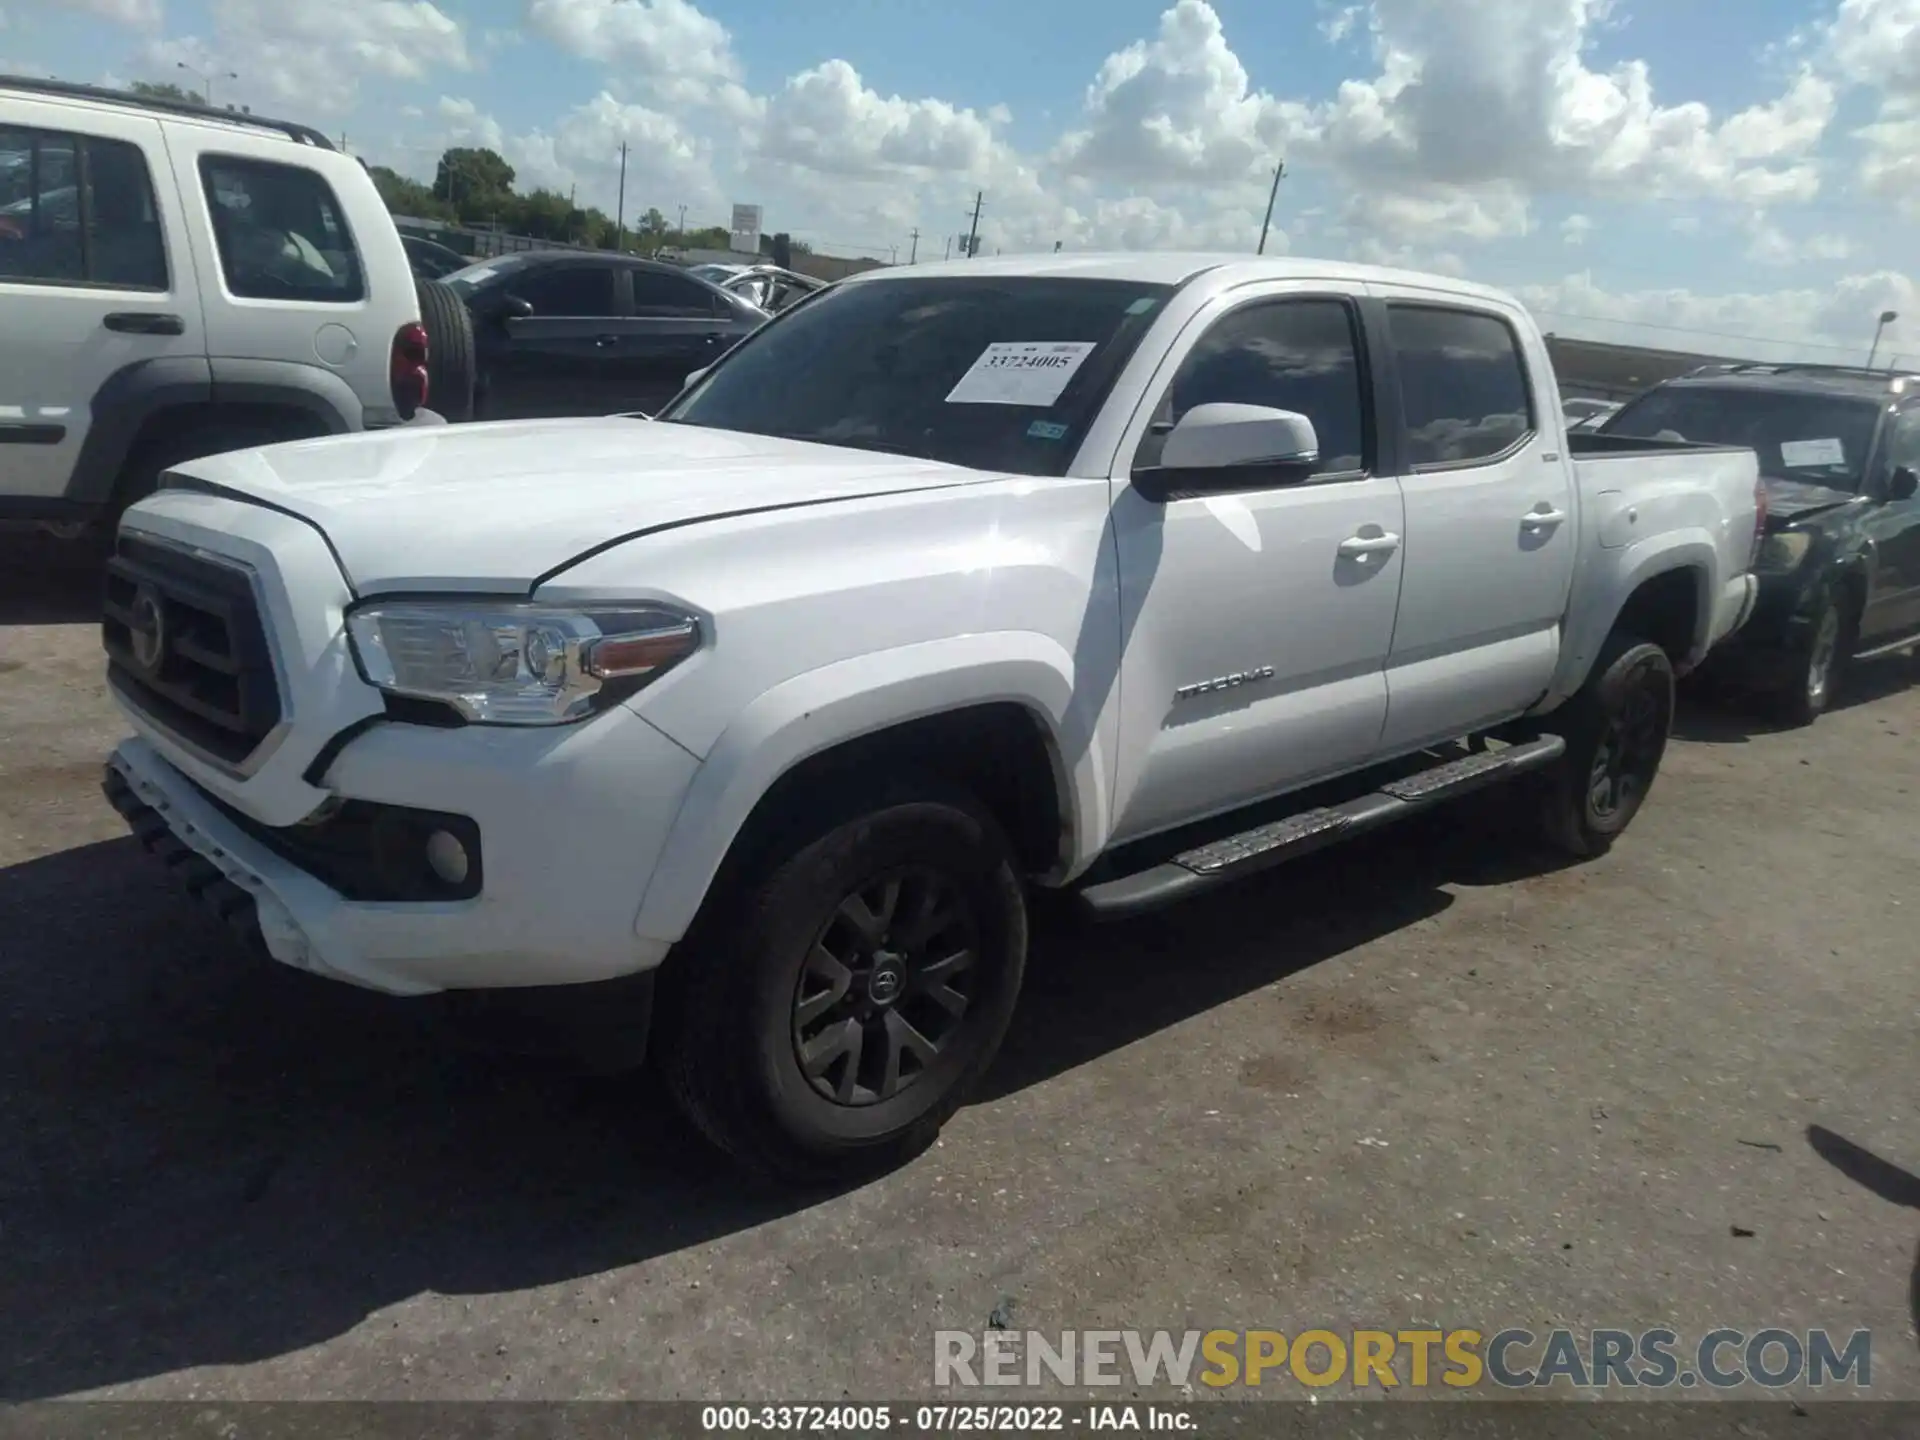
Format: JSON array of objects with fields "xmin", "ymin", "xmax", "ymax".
[
  {"xmin": 104, "ymin": 312, "xmax": 184, "ymax": 336},
  {"xmin": 594, "ymin": 334, "xmax": 620, "ymax": 348},
  {"xmin": 1521, "ymin": 506, "xmax": 1568, "ymax": 530},
  {"xmin": 1337, "ymin": 532, "xmax": 1401, "ymax": 558}
]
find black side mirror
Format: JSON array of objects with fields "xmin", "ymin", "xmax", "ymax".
[
  {"xmin": 1890, "ymin": 466, "xmax": 1919, "ymax": 502},
  {"xmin": 500, "ymin": 293, "xmax": 534, "ymax": 321}
]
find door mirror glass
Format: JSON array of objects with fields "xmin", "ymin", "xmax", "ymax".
[
  {"xmin": 1890, "ymin": 465, "xmax": 1919, "ymax": 502},
  {"xmin": 1159, "ymin": 403, "xmax": 1319, "ymax": 475}
]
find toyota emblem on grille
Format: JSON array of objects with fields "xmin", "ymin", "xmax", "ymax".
[{"xmin": 127, "ymin": 584, "xmax": 167, "ymax": 674}]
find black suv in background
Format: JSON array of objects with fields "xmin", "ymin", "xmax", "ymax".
[{"xmin": 1599, "ymin": 363, "xmax": 1920, "ymax": 725}]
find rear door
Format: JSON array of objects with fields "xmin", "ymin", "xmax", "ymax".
[
  {"xmin": 619, "ymin": 266, "xmax": 744, "ymax": 413},
  {"xmin": 0, "ymin": 100, "xmax": 199, "ymax": 512},
  {"xmin": 479, "ymin": 260, "xmax": 625, "ymax": 419},
  {"xmin": 1372, "ymin": 293, "xmax": 1576, "ymax": 752},
  {"xmin": 1863, "ymin": 402, "xmax": 1920, "ymax": 638}
]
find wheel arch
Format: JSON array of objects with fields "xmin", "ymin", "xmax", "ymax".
[
  {"xmin": 633, "ymin": 634, "xmax": 1106, "ymax": 946},
  {"xmin": 1544, "ymin": 536, "xmax": 1717, "ymax": 707}
]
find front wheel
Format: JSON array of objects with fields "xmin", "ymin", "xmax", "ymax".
[
  {"xmin": 1538, "ymin": 634, "xmax": 1675, "ymax": 858},
  {"xmin": 656, "ymin": 782, "xmax": 1028, "ymax": 1182}
]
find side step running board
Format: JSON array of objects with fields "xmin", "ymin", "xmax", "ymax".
[{"xmin": 1077, "ymin": 734, "xmax": 1566, "ymax": 920}]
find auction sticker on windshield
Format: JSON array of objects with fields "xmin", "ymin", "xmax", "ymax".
[
  {"xmin": 947, "ymin": 342, "xmax": 1098, "ymax": 406},
  {"xmin": 1780, "ymin": 437, "xmax": 1846, "ymax": 467}
]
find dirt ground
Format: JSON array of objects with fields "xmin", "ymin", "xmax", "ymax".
[{"xmin": 1, "ymin": 534, "xmax": 1915, "ymax": 1404}]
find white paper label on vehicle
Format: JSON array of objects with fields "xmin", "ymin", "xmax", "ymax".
[
  {"xmin": 1780, "ymin": 437, "xmax": 1846, "ymax": 467},
  {"xmin": 946, "ymin": 341, "xmax": 1098, "ymax": 406}
]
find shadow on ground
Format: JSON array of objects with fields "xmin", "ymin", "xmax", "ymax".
[
  {"xmin": 0, "ymin": 801, "xmax": 1568, "ymax": 1398},
  {"xmin": 1672, "ymin": 654, "xmax": 1917, "ymax": 744},
  {"xmin": 1805, "ymin": 1124, "xmax": 1920, "ymax": 1355},
  {"xmin": 0, "ymin": 532, "xmax": 108, "ymax": 627}
]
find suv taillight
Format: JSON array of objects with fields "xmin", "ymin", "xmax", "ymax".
[
  {"xmin": 1749, "ymin": 476, "xmax": 1768, "ymax": 567},
  {"xmin": 391, "ymin": 322, "xmax": 429, "ymax": 420}
]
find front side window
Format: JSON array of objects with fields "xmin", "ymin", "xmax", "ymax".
[
  {"xmin": 1390, "ymin": 305, "xmax": 1535, "ymax": 468},
  {"xmin": 1604, "ymin": 385, "xmax": 1879, "ymax": 492},
  {"xmin": 506, "ymin": 264, "xmax": 618, "ymax": 317},
  {"xmin": 660, "ymin": 276, "xmax": 1173, "ymax": 477},
  {"xmin": 1133, "ymin": 298, "xmax": 1368, "ymax": 475},
  {"xmin": 201, "ymin": 156, "xmax": 363, "ymax": 301},
  {"xmin": 0, "ymin": 127, "xmax": 165, "ymax": 290}
]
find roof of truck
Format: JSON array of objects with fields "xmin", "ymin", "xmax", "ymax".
[
  {"xmin": 1662, "ymin": 362, "xmax": 1920, "ymax": 401},
  {"xmin": 841, "ymin": 250, "xmax": 1518, "ymax": 303}
]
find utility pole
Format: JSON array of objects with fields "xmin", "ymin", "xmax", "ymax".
[
  {"xmin": 908, "ymin": 228, "xmax": 919, "ymax": 263},
  {"xmin": 944, "ymin": 235, "xmax": 953, "ymax": 261},
  {"xmin": 965, "ymin": 191, "xmax": 984, "ymax": 259},
  {"xmin": 615, "ymin": 141, "xmax": 629, "ymax": 253},
  {"xmin": 1257, "ymin": 161, "xmax": 1285, "ymax": 255},
  {"xmin": 677, "ymin": 203, "xmax": 687, "ymax": 237}
]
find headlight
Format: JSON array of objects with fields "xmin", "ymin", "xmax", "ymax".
[
  {"xmin": 346, "ymin": 602, "xmax": 700, "ymax": 725},
  {"xmin": 1755, "ymin": 531, "xmax": 1812, "ymax": 573}
]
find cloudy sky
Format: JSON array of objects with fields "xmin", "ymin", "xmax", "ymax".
[{"xmin": 5, "ymin": 0, "xmax": 1920, "ymax": 362}]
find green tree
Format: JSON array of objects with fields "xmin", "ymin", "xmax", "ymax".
[
  {"xmin": 128, "ymin": 80, "xmax": 200, "ymax": 104},
  {"xmin": 434, "ymin": 147, "xmax": 515, "ymax": 215},
  {"xmin": 366, "ymin": 165, "xmax": 454, "ymax": 222}
]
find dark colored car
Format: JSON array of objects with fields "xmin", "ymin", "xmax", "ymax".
[
  {"xmin": 402, "ymin": 233, "xmax": 471, "ymax": 280},
  {"xmin": 1598, "ymin": 363, "xmax": 1920, "ymax": 724},
  {"xmin": 441, "ymin": 250, "xmax": 770, "ymax": 420}
]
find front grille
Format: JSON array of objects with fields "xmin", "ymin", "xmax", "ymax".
[{"xmin": 102, "ymin": 534, "xmax": 282, "ymax": 766}]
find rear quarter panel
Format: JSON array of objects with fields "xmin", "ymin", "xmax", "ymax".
[{"xmin": 1541, "ymin": 445, "xmax": 1759, "ymax": 706}]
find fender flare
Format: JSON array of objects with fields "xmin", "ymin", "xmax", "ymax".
[
  {"xmin": 632, "ymin": 632, "xmax": 1107, "ymax": 944},
  {"xmin": 1543, "ymin": 531, "xmax": 1718, "ymax": 707}
]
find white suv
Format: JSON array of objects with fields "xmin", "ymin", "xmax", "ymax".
[{"xmin": 0, "ymin": 78, "xmax": 429, "ymax": 537}]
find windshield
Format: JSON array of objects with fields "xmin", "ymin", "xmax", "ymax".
[
  {"xmin": 1602, "ymin": 384, "xmax": 1879, "ymax": 491},
  {"xmin": 442, "ymin": 254, "xmax": 527, "ymax": 297},
  {"xmin": 658, "ymin": 276, "xmax": 1174, "ymax": 475}
]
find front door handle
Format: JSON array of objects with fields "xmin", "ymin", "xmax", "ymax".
[
  {"xmin": 1521, "ymin": 506, "xmax": 1568, "ymax": 531},
  {"xmin": 104, "ymin": 312, "xmax": 184, "ymax": 336},
  {"xmin": 594, "ymin": 334, "xmax": 620, "ymax": 348},
  {"xmin": 1337, "ymin": 531, "xmax": 1401, "ymax": 559}
]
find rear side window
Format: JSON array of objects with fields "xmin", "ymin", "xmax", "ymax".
[
  {"xmin": 1389, "ymin": 305, "xmax": 1535, "ymax": 468},
  {"xmin": 0, "ymin": 126, "xmax": 167, "ymax": 291},
  {"xmin": 201, "ymin": 156, "xmax": 363, "ymax": 302},
  {"xmin": 631, "ymin": 267, "xmax": 721, "ymax": 317}
]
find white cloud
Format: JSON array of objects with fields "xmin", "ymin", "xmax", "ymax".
[
  {"xmin": 526, "ymin": 0, "xmax": 748, "ymax": 113},
  {"xmin": 1562, "ymin": 213, "xmax": 1592, "ymax": 245},
  {"xmin": 1052, "ymin": 1, "xmax": 1312, "ymax": 187},
  {"xmin": 759, "ymin": 60, "xmax": 1007, "ymax": 179},
  {"xmin": 64, "ymin": 0, "xmax": 162, "ymax": 27},
  {"xmin": 1823, "ymin": 0, "xmax": 1920, "ymax": 208},
  {"xmin": 1316, "ymin": 0, "xmax": 1831, "ymax": 205}
]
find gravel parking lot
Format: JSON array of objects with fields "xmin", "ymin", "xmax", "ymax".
[{"xmin": 1, "ymin": 533, "xmax": 1916, "ymax": 1404}]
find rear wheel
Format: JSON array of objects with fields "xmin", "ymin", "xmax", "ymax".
[
  {"xmin": 656, "ymin": 781, "xmax": 1027, "ymax": 1182},
  {"xmin": 1538, "ymin": 633, "xmax": 1675, "ymax": 858}
]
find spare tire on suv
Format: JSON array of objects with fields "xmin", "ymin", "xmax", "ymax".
[{"xmin": 415, "ymin": 278, "xmax": 476, "ymax": 423}]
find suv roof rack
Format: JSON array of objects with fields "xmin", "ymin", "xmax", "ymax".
[
  {"xmin": 1681, "ymin": 360, "xmax": 1919, "ymax": 384},
  {"xmin": 0, "ymin": 75, "xmax": 336, "ymax": 150}
]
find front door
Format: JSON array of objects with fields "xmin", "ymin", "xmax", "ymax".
[
  {"xmin": 1108, "ymin": 289, "xmax": 1407, "ymax": 845},
  {"xmin": 1373, "ymin": 296, "xmax": 1576, "ymax": 752},
  {"xmin": 482, "ymin": 261, "xmax": 626, "ymax": 420},
  {"xmin": 0, "ymin": 103, "xmax": 199, "ymax": 513},
  {"xmin": 1861, "ymin": 403, "xmax": 1920, "ymax": 641}
]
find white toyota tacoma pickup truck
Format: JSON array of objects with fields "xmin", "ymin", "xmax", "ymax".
[{"xmin": 100, "ymin": 253, "xmax": 1761, "ymax": 1179}]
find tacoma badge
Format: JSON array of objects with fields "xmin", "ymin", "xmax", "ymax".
[{"xmin": 1174, "ymin": 665, "xmax": 1276, "ymax": 702}]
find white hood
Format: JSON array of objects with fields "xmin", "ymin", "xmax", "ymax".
[{"xmin": 165, "ymin": 417, "xmax": 987, "ymax": 593}]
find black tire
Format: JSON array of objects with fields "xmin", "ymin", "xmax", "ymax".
[
  {"xmin": 107, "ymin": 420, "xmax": 286, "ymax": 535},
  {"xmin": 1538, "ymin": 632, "xmax": 1675, "ymax": 858},
  {"xmin": 655, "ymin": 780, "xmax": 1028, "ymax": 1183},
  {"xmin": 415, "ymin": 278, "xmax": 476, "ymax": 423},
  {"xmin": 1761, "ymin": 578, "xmax": 1851, "ymax": 728}
]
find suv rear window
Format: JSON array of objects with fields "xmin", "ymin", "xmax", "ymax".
[
  {"xmin": 0, "ymin": 126, "xmax": 167, "ymax": 291},
  {"xmin": 1603, "ymin": 385, "xmax": 1879, "ymax": 491},
  {"xmin": 201, "ymin": 156, "xmax": 363, "ymax": 302}
]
